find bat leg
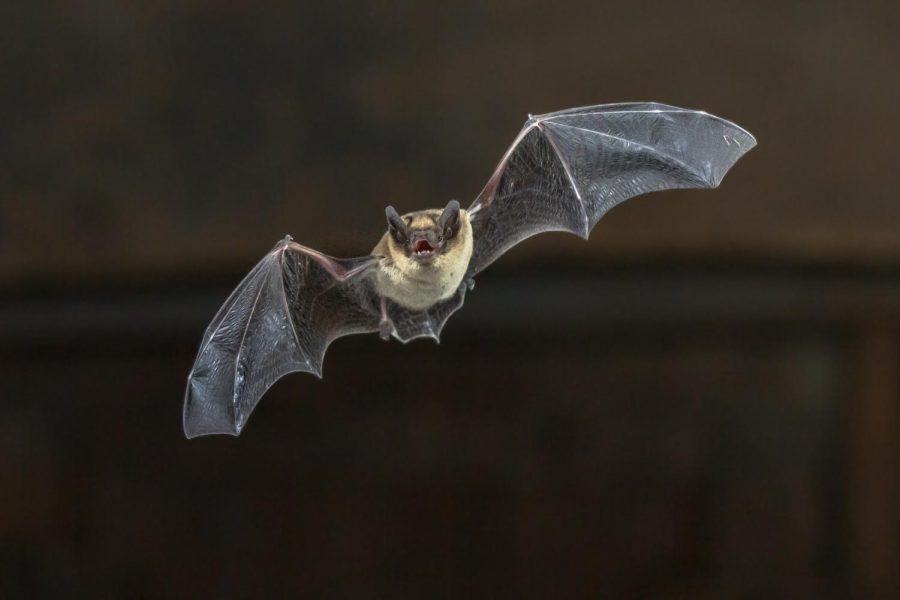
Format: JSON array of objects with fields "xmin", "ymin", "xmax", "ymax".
[{"xmin": 378, "ymin": 297, "xmax": 394, "ymax": 341}]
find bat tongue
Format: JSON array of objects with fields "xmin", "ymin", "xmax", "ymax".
[{"xmin": 414, "ymin": 239, "xmax": 434, "ymax": 253}]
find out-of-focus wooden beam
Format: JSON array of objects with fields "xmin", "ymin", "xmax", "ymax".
[{"xmin": 849, "ymin": 324, "xmax": 900, "ymax": 598}]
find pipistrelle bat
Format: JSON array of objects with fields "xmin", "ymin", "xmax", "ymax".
[{"xmin": 183, "ymin": 102, "xmax": 756, "ymax": 438}]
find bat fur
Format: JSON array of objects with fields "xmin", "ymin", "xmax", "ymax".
[{"xmin": 371, "ymin": 208, "xmax": 473, "ymax": 311}]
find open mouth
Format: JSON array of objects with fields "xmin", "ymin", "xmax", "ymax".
[{"xmin": 412, "ymin": 239, "xmax": 435, "ymax": 257}]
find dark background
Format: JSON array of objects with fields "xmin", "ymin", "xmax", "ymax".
[{"xmin": 2, "ymin": 1, "xmax": 899, "ymax": 598}]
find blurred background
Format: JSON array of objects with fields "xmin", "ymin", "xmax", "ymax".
[{"xmin": 2, "ymin": 1, "xmax": 898, "ymax": 597}]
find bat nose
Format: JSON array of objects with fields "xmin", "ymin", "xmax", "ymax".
[{"xmin": 409, "ymin": 229, "xmax": 438, "ymax": 244}]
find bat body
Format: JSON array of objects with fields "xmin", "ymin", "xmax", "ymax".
[
  {"xmin": 184, "ymin": 102, "xmax": 756, "ymax": 438},
  {"xmin": 371, "ymin": 206, "xmax": 474, "ymax": 313}
]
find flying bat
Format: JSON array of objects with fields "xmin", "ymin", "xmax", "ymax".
[{"xmin": 183, "ymin": 102, "xmax": 756, "ymax": 438}]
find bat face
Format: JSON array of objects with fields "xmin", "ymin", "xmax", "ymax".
[
  {"xmin": 385, "ymin": 200, "xmax": 463, "ymax": 266},
  {"xmin": 373, "ymin": 200, "xmax": 474, "ymax": 312}
]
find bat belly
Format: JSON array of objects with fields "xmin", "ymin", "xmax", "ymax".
[{"xmin": 375, "ymin": 262, "xmax": 465, "ymax": 311}]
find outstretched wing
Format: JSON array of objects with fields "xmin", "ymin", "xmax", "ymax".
[
  {"xmin": 183, "ymin": 237, "xmax": 379, "ymax": 438},
  {"xmin": 466, "ymin": 102, "xmax": 757, "ymax": 276}
]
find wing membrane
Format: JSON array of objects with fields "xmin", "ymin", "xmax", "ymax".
[
  {"xmin": 183, "ymin": 238, "xmax": 378, "ymax": 438},
  {"xmin": 467, "ymin": 103, "xmax": 756, "ymax": 275}
]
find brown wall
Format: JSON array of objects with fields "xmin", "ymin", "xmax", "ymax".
[{"xmin": 3, "ymin": 0, "xmax": 899, "ymax": 283}]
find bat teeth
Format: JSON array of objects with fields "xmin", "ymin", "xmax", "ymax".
[{"xmin": 413, "ymin": 240, "xmax": 435, "ymax": 256}]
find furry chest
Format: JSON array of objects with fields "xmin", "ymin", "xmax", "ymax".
[{"xmin": 374, "ymin": 261, "xmax": 463, "ymax": 311}]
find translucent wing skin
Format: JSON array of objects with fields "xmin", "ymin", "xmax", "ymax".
[
  {"xmin": 183, "ymin": 237, "xmax": 380, "ymax": 438},
  {"xmin": 466, "ymin": 102, "xmax": 757, "ymax": 276},
  {"xmin": 183, "ymin": 237, "xmax": 468, "ymax": 438},
  {"xmin": 388, "ymin": 285, "xmax": 468, "ymax": 343}
]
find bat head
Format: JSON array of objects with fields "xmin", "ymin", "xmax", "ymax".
[{"xmin": 385, "ymin": 200, "xmax": 463, "ymax": 264}]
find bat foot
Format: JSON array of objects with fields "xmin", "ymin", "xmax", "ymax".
[
  {"xmin": 378, "ymin": 320, "xmax": 393, "ymax": 341},
  {"xmin": 465, "ymin": 277, "xmax": 476, "ymax": 291}
]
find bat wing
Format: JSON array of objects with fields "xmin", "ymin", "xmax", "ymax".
[
  {"xmin": 183, "ymin": 237, "xmax": 380, "ymax": 438},
  {"xmin": 387, "ymin": 285, "xmax": 468, "ymax": 343},
  {"xmin": 466, "ymin": 102, "xmax": 757, "ymax": 276}
]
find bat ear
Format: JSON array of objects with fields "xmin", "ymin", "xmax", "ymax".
[
  {"xmin": 438, "ymin": 199, "xmax": 460, "ymax": 231},
  {"xmin": 385, "ymin": 206, "xmax": 407, "ymax": 240}
]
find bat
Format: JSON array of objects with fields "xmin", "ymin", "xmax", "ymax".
[{"xmin": 183, "ymin": 102, "xmax": 756, "ymax": 438}]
